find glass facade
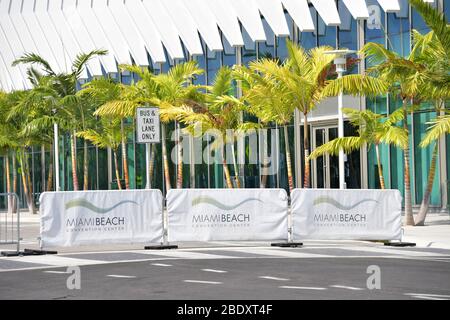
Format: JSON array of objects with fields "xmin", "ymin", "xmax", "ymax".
[{"xmin": 1, "ymin": 0, "xmax": 447, "ymax": 211}]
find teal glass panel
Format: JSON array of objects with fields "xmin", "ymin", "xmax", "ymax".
[
  {"xmin": 389, "ymin": 95, "xmax": 404, "ymax": 196},
  {"xmin": 414, "ymin": 109, "xmax": 441, "ymax": 206},
  {"xmin": 0, "ymin": 157, "xmax": 5, "ymax": 209},
  {"xmin": 447, "ymin": 133, "xmax": 450, "ymax": 207},
  {"xmin": 135, "ymin": 142, "xmax": 145, "ymax": 190},
  {"xmin": 97, "ymin": 148, "xmax": 108, "ymax": 190}
]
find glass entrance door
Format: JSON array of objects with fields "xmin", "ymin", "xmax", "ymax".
[{"xmin": 312, "ymin": 126, "xmax": 340, "ymax": 189}]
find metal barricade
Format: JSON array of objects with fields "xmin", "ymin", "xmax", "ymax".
[{"xmin": 0, "ymin": 193, "xmax": 20, "ymax": 254}]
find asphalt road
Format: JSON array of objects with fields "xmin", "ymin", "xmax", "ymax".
[{"xmin": 1, "ymin": 245, "xmax": 450, "ymax": 300}]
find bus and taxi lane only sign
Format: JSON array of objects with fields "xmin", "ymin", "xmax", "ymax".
[{"xmin": 136, "ymin": 107, "xmax": 160, "ymax": 144}]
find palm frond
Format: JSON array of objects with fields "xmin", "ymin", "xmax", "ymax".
[
  {"xmin": 420, "ymin": 115, "xmax": 450, "ymax": 147},
  {"xmin": 409, "ymin": 0, "xmax": 450, "ymax": 56},
  {"xmin": 94, "ymin": 100, "xmax": 138, "ymax": 118},
  {"xmin": 322, "ymin": 75, "xmax": 389, "ymax": 97},
  {"xmin": 211, "ymin": 67, "xmax": 234, "ymax": 97},
  {"xmin": 12, "ymin": 53, "xmax": 56, "ymax": 76},
  {"xmin": 72, "ymin": 49, "xmax": 108, "ymax": 78},
  {"xmin": 360, "ymin": 42, "xmax": 398, "ymax": 67},
  {"xmin": 308, "ymin": 136, "xmax": 364, "ymax": 160},
  {"xmin": 379, "ymin": 126, "xmax": 408, "ymax": 149}
]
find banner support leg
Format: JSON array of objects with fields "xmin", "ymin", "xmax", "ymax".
[
  {"xmin": 145, "ymin": 195, "xmax": 178, "ymax": 250},
  {"xmin": 384, "ymin": 229, "xmax": 416, "ymax": 247},
  {"xmin": 271, "ymin": 201, "xmax": 302, "ymax": 248}
]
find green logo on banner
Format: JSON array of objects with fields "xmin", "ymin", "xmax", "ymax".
[
  {"xmin": 192, "ymin": 196, "xmax": 262, "ymax": 210},
  {"xmin": 65, "ymin": 198, "xmax": 138, "ymax": 214},
  {"xmin": 313, "ymin": 196, "xmax": 378, "ymax": 211}
]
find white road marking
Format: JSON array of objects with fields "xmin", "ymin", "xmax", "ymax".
[
  {"xmin": 151, "ymin": 263, "xmax": 172, "ymax": 267},
  {"xmin": 405, "ymin": 293, "xmax": 450, "ymax": 299},
  {"xmin": 136, "ymin": 250, "xmax": 236, "ymax": 260},
  {"xmin": 409, "ymin": 295, "xmax": 448, "ymax": 300},
  {"xmin": 4, "ymin": 255, "xmax": 107, "ymax": 267},
  {"xmin": 330, "ymin": 285, "xmax": 364, "ymax": 291},
  {"xmin": 107, "ymin": 275, "xmax": 137, "ymax": 279},
  {"xmin": 43, "ymin": 270, "xmax": 70, "ymax": 274},
  {"xmin": 279, "ymin": 286, "xmax": 327, "ymax": 291},
  {"xmin": 342, "ymin": 246, "xmax": 450, "ymax": 257},
  {"xmin": 259, "ymin": 276, "xmax": 289, "ymax": 281},
  {"xmin": 201, "ymin": 269, "xmax": 227, "ymax": 273},
  {"xmin": 184, "ymin": 280, "xmax": 222, "ymax": 284},
  {"xmin": 230, "ymin": 248, "xmax": 331, "ymax": 258}
]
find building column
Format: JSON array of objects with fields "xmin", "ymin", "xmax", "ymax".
[
  {"xmin": 236, "ymin": 45, "xmax": 245, "ymax": 188},
  {"xmin": 357, "ymin": 19, "xmax": 369, "ymax": 189},
  {"xmin": 292, "ymin": 23, "xmax": 302, "ymax": 188}
]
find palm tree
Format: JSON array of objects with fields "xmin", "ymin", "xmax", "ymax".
[
  {"xmin": 0, "ymin": 91, "xmax": 16, "ymax": 213},
  {"xmin": 307, "ymin": 108, "xmax": 408, "ymax": 189},
  {"xmin": 9, "ymin": 71, "xmax": 62, "ymax": 192},
  {"xmin": 361, "ymin": 0, "xmax": 450, "ymax": 225},
  {"xmin": 162, "ymin": 67, "xmax": 257, "ymax": 188},
  {"xmin": 415, "ymin": 114, "xmax": 450, "ymax": 225},
  {"xmin": 234, "ymin": 64, "xmax": 297, "ymax": 191},
  {"xmin": 13, "ymin": 50, "xmax": 107, "ymax": 191},
  {"xmin": 94, "ymin": 62, "xmax": 204, "ymax": 191},
  {"xmin": 235, "ymin": 41, "xmax": 388, "ymax": 191},
  {"xmin": 360, "ymin": 41, "xmax": 431, "ymax": 226},
  {"xmin": 2, "ymin": 90, "xmax": 40, "ymax": 214},
  {"xmin": 406, "ymin": 2, "xmax": 450, "ymax": 225},
  {"xmin": 80, "ymin": 78, "xmax": 125, "ymax": 189}
]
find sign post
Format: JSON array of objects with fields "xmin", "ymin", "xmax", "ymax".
[
  {"xmin": 136, "ymin": 107, "xmax": 160, "ymax": 189},
  {"xmin": 136, "ymin": 106, "xmax": 177, "ymax": 250}
]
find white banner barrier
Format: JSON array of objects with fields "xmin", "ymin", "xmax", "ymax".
[
  {"xmin": 167, "ymin": 189, "xmax": 288, "ymax": 242},
  {"xmin": 40, "ymin": 190, "xmax": 163, "ymax": 247},
  {"xmin": 291, "ymin": 189, "xmax": 402, "ymax": 240}
]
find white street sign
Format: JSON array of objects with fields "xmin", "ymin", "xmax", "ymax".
[{"xmin": 136, "ymin": 107, "xmax": 160, "ymax": 143}]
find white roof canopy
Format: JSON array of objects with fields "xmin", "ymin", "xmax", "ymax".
[
  {"xmin": 0, "ymin": 0, "xmax": 395, "ymax": 91},
  {"xmin": 376, "ymin": 0, "xmax": 401, "ymax": 13}
]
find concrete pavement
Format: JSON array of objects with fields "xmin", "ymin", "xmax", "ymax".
[
  {"xmin": 1, "ymin": 244, "xmax": 450, "ymax": 300},
  {"xmin": 1, "ymin": 210, "xmax": 450, "ymax": 300}
]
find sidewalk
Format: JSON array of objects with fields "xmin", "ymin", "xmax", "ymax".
[{"xmin": 402, "ymin": 213, "xmax": 450, "ymax": 249}]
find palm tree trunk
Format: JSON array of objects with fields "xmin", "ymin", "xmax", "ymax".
[
  {"xmin": 113, "ymin": 150, "xmax": 122, "ymax": 190},
  {"xmin": 70, "ymin": 131, "xmax": 79, "ymax": 191},
  {"xmin": 231, "ymin": 143, "xmax": 241, "ymax": 188},
  {"xmin": 12, "ymin": 152, "xmax": 17, "ymax": 212},
  {"xmin": 5, "ymin": 153, "xmax": 12, "ymax": 214},
  {"xmin": 284, "ymin": 125, "xmax": 294, "ymax": 192},
  {"xmin": 83, "ymin": 140, "xmax": 88, "ymax": 190},
  {"xmin": 46, "ymin": 142, "xmax": 53, "ymax": 192},
  {"xmin": 161, "ymin": 124, "xmax": 172, "ymax": 191},
  {"xmin": 176, "ymin": 125, "xmax": 183, "ymax": 188},
  {"xmin": 19, "ymin": 149, "xmax": 35, "ymax": 215},
  {"xmin": 260, "ymin": 129, "xmax": 269, "ymax": 188},
  {"xmin": 222, "ymin": 145, "xmax": 233, "ymax": 189},
  {"xmin": 402, "ymin": 102, "xmax": 414, "ymax": 226},
  {"xmin": 26, "ymin": 158, "xmax": 35, "ymax": 214},
  {"xmin": 121, "ymin": 120, "xmax": 130, "ymax": 190},
  {"xmin": 415, "ymin": 143, "xmax": 439, "ymax": 226},
  {"xmin": 303, "ymin": 113, "xmax": 310, "ymax": 188},
  {"xmin": 148, "ymin": 143, "xmax": 156, "ymax": 189},
  {"xmin": 375, "ymin": 144, "xmax": 385, "ymax": 189}
]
